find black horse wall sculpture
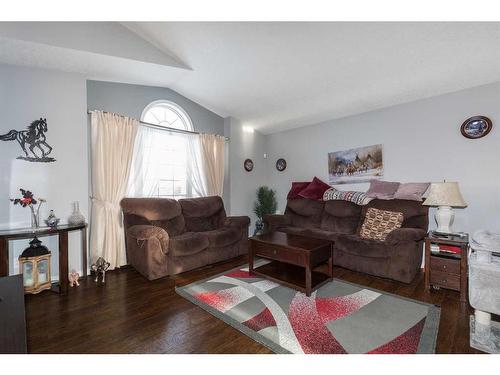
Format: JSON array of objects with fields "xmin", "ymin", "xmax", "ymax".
[{"xmin": 0, "ymin": 118, "xmax": 55, "ymax": 162}]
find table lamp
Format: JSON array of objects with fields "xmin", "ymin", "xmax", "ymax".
[{"xmin": 423, "ymin": 181, "xmax": 467, "ymax": 233}]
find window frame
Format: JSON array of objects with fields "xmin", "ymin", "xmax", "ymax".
[
  {"xmin": 140, "ymin": 100, "xmax": 195, "ymax": 199},
  {"xmin": 141, "ymin": 99, "xmax": 194, "ymax": 131}
]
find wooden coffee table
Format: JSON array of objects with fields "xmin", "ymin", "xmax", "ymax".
[{"xmin": 249, "ymin": 231, "xmax": 333, "ymax": 296}]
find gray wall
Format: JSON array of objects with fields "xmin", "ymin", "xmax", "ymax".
[
  {"xmin": 87, "ymin": 80, "xmax": 224, "ymax": 136},
  {"xmin": 224, "ymin": 117, "xmax": 267, "ymax": 234},
  {"xmin": 264, "ymin": 82, "xmax": 500, "ymax": 234},
  {"xmin": 0, "ymin": 63, "xmax": 89, "ymax": 276}
]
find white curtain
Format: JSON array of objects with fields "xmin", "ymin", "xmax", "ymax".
[
  {"xmin": 128, "ymin": 128, "xmax": 225, "ymax": 198},
  {"xmin": 128, "ymin": 126, "xmax": 162, "ymax": 197},
  {"xmin": 187, "ymin": 133, "xmax": 208, "ymax": 197},
  {"xmin": 90, "ymin": 111, "xmax": 138, "ymax": 269},
  {"xmin": 199, "ymin": 133, "xmax": 225, "ymax": 196}
]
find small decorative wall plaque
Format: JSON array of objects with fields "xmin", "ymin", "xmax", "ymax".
[
  {"xmin": 460, "ymin": 116, "xmax": 492, "ymax": 139},
  {"xmin": 276, "ymin": 158, "xmax": 287, "ymax": 171},
  {"xmin": 244, "ymin": 158, "xmax": 254, "ymax": 172}
]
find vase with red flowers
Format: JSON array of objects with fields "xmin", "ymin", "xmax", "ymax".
[{"xmin": 11, "ymin": 189, "xmax": 46, "ymax": 229}]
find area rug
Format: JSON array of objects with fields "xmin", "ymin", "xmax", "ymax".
[{"xmin": 176, "ymin": 262, "xmax": 440, "ymax": 354}]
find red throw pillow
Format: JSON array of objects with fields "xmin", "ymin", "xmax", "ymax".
[
  {"xmin": 287, "ymin": 181, "xmax": 310, "ymax": 200},
  {"xmin": 298, "ymin": 177, "xmax": 331, "ymax": 200}
]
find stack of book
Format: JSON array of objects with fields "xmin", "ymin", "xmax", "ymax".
[{"xmin": 430, "ymin": 243, "xmax": 462, "ymax": 255}]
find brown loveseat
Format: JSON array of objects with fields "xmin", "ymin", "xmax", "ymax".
[
  {"xmin": 120, "ymin": 196, "xmax": 250, "ymax": 280},
  {"xmin": 264, "ymin": 198, "xmax": 428, "ymax": 283}
]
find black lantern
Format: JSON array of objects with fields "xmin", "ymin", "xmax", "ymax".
[{"xmin": 18, "ymin": 237, "xmax": 52, "ymax": 294}]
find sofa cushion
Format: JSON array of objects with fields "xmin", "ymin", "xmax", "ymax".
[
  {"xmin": 320, "ymin": 200, "xmax": 362, "ymax": 234},
  {"xmin": 287, "ymin": 181, "xmax": 310, "ymax": 200},
  {"xmin": 169, "ymin": 232, "xmax": 210, "ymax": 257},
  {"xmin": 207, "ymin": 243, "xmax": 239, "ymax": 264},
  {"xmin": 285, "ymin": 198, "xmax": 324, "ymax": 228},
  {"xmin": 303, "ymin": 228, "xmax": 337, "ymax": 241},
  {"xmin": 365, "ymin": 180, "xmax": 400, "ymax": 200},
  {"xmin": 121, "ymin": 198, "xmax": 186, "ymax": 236},
  {"xmin": 203, "ymin": 227, "xmax": 241, "ymax": 248},
  {"xmin": 335, "ymin": 234, "xmax": 391, "ymax": 258},
  {"xmin": 298, "ymin": 177, "xmax": 331, "ymax": 200},
  {"xmin": 276, "ymin": 226, "xmax": 310, "ymax": 236},
  {"xmin": 359, "ymin": 208, "xmax": 403, "ymax": 241},
  {"xmin": 393, "ymin": 182, "xmax": 430, "ymax": 201},
  {"xmin": 179, "ymin": 196, "xmax": 226, "ymax": 232}
]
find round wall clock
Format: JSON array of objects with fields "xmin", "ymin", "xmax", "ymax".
[
  {"xmin": 276, "ymin": 158, "xmax": 287, "ymax": 171},
  {"xmin": 461, "ymin": 116, "xmax": 492, "ymax": 139},
  {"xmin": 244, "ymin": 158, "xmax": 254, "ymax": 172}
]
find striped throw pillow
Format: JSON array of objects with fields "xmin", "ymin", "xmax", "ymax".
[{"xmin": 323, "ymin": 187, "xmax": 374, "ymax": 206}]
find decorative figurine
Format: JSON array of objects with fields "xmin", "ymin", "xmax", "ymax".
[
  {"xmin": 45, "ymin": 209, "xmax": 60, "ymax": 228},
  {"xmin": 91, "ymin": 257, "xmax": 110, "ymax": 283},
  {"xmin": 69, "ymin": 269, "xmax": 80, "ymax": 287}
]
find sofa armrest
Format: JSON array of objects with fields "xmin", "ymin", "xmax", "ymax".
[
  {"xmin": 225, "ymin": 216, "xmax": 250, "ymax": 228},
  {"xmin": 127, "ymin": 225, "xmax": 170, "ymax": 255},
  {"xmin": 263, "ymin": 214, "xmax": 291, "ymax": 232},
  {"xmin": 385, "ymin": 228, "xmax": 426, "ymax": 245}
]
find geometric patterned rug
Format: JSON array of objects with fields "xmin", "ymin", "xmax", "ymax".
[{"xmin": 176, "ymin": 261, "xmax": 440, "ymax": 354}]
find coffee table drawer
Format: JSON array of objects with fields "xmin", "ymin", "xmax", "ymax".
[{"xmin": 252, "ymin": 241, "xmax": 303, "ymax": 265}]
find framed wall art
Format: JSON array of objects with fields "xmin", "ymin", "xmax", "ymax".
[
  {"xmin": 460, "ymin": 116, "xmax": 492, "ymax": 139},
  {"xmin": 244, "ymin": 158, "xmax": 254, "ymax": 172},
  {"xmin": 328, "ymin": 144, "xmax": 383, "ymax": 184}
]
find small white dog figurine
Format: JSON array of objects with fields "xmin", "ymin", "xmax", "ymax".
[{"xmin": 69, "ymin": 269, "xmax": 80, "ymax": 287}]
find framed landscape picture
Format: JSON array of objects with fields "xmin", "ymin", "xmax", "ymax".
[{"xmin": 328, "ymin": 144, "xmax": 383, "ymax": 184}]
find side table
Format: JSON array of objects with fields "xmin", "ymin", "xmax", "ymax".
[
  {"xmin": 0, "ymin": 224, "xmax": 88, "ymax": 295},
  {"xmin": 424, "ymin": 232, "xmax": 469, "ymax": 302}
]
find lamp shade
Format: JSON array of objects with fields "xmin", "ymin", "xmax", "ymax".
[{"xmin": 423, "ymin": 182, "xmax": 467, "ymax": 207}]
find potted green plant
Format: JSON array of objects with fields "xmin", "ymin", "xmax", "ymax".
[{"xmin": 253, "ymin": 186, "xmax": 277, "ymax": 235}]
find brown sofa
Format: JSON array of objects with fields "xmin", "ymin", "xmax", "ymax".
[
  {"xmin": 264, "ymin": 198, "xmax": 428, "ymax": 283},
  {"xmin": 120, "ymin": 196, "xmax": 250, "ymax": 280}
]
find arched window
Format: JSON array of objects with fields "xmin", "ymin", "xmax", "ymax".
[
  {"xmin": 141, "ymin": 100, "xmax": 193, "ymax": 132},
  {"xmin": 136, "ymin": 100, "xmax": 195, "ymax": 199}
]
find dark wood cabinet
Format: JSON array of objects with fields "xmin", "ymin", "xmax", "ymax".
[
  {"xmin": 0, "ymin": 274, "xmax": 27, "ymax": 353},
  {"xmin": 424, "ymin": 233, "xmax": 468, "ymax": 303}
]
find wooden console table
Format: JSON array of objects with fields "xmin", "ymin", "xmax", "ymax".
[{"xmin": 0, "ymin": 224, "xmax": 87, "ymax": 295}]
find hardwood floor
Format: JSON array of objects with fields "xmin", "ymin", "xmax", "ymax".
[{"xmin": 25, "ymin": 256, "xmax": 482, "ymax": 354}]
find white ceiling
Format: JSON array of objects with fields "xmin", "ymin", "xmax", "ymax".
[{"xmin": 2, "ymin": 22, "xmax": 500, "ymax": 134}]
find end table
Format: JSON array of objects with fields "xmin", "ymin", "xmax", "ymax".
[{"xmin": 424, "ymin": 232, "xmax": 469, "ymax": 302}]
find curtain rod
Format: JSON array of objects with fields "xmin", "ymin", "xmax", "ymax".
[{"xmin": 87, "ymin": 110, "xmax": 229, "ymax": 141}]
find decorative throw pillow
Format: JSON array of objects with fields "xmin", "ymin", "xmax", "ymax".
[
  {"xmin": 323, "ymin": 187, "xmax": 374, "ymax": 206},
  {"xmin": 298, "ymin": 177, "xmax": 331, "ymax": 200},
  {"xmin": 393, "ymin": 182, "xmax": 430, "ymax": 201},
  {"xmin": 359, "ymin": 207, "xmax": 404, "ymax": 241},
  {"xmin": 287, "ymin": 181, "xmax": 311, "ymax": 200},
  {"xmin": 365, "ymin": 180, "xmax": 401, "ymax": 200}
]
